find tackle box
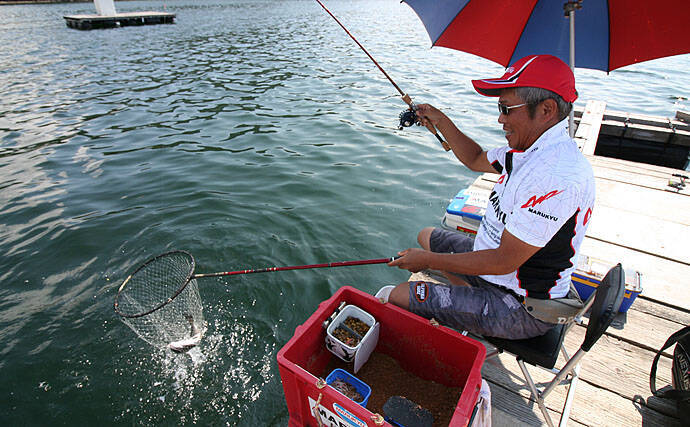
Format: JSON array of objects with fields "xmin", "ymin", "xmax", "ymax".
[
  {"xmin": 277, "ymin": 286, "xmax": 486, "ymax": 427},
  {"xmin": 442, "ymin": 188, "xmax": 487, "ymax": 237},
  {"xmin": 572, "ymin": 255, "xmax": 643, "ymax": 313}
]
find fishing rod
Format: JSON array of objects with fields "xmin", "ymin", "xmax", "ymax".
[
  {"xmin": 315, "ymin": 0, "xmax": 450, "ymax": 151},
  {"xmin": 114, "ymin": 250, "xmax": 401, "ymax": 352},
  {"xmin": 191, "ymin": 256, "xmax": 398, "ymax": 279}
]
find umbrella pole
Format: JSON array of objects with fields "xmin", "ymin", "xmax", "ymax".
[
  {"xmin": 565, "ymin": 1, "xmax": 581, "ymax": 137},
  {"xmin": 568, "ymin": 6, "xmax": 575, "ymax": 137}
]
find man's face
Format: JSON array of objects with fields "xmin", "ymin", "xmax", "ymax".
[{"xmin": 497, "ymin": 89, "xmax": 542, "ymax": 151}]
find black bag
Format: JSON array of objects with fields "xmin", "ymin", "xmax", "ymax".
[{"xmin": 650, "ymin": 325, "xmax": 690, "ymax": 417}]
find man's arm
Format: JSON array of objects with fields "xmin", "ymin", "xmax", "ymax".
[
  {"xmin": 415, "ymin": 104, "xmax": 497, "ymax": 174},
  {"xmin": 389, "ymin": 228, "xmax": 541, "ymax": 276}
]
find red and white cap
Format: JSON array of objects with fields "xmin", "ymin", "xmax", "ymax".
[{"xmin": 472, "ymin": 55, "xmax": 577, "ymax": 103}]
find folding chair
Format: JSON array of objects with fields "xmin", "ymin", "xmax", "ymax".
[{"xmin": 483, "ymin": 264, "xmax": 626, "ymax": 427}]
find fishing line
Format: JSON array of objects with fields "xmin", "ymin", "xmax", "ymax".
[{"xmin": 314, "ymin": 0, "xmax": 450, "ymax": 151}]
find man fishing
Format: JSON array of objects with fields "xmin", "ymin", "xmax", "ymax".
[{"xmin": 385, "ymin": 54, "xmax": 596, "ymax": 340}]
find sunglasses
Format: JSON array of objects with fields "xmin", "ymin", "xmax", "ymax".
[{"xmin": 498, "ymin": 102, "xmax": 528, "ymax": 115}]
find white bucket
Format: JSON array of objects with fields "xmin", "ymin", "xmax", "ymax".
[{"xmin": 325, "ymin": 305, "xmax": 379, "ymax": 373}]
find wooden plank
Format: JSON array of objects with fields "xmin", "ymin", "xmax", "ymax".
[
  {"xmin": 477, "ymin": 168, "xmax": 690, "ymax": 219},
  {"xmin": 677, "ymin": 111, "xmax": 690, "ymax": 123},
  {"xmin": 599, "ymin": 303, "xmax": 689, "ymax": 356},
  {"xmin": 586, "ymin": 154, "xmax": 688, "ymax": 179},
  {"xmin": 631, "ymin": 297, "xmax": 690, "ymax": 325},
  {"xmin": 574, "ymin": 100, "xmax": 606, "ymax": 155},
  {"xmin": 473, "ymin": 175, "xmax": 497, "ymax": 193},
  {"xmin": 592, "ymin": 169, "xmax": 690, "ymax": 197},
  {"xmin": 481, "ymin": 353, "xmax": 680, "ymax": 426},
  {"xmin": 580, "ymin": 238, "xmax": 690, "ymax": 310},
  {"xmin": 573, "ymin": 106, "xmax": 690, "ymax": 147},
  {"xmin": 473, "ymin": 173, "xmax": 690, "ymax": 239},
  {"xmin": 586, "ymin": 203, "xmax": 689, "ymax": 264},
  {"xmin": 585, "ymin": 177, "xmax": 690, "ymax": 225},
  {"xmin": 562, "ymin": 326, "xmax": 677, "ymax": 417},
  {"xmin": 488, "ymin": 381, "xmax": 587, "ymax": 427},
  {"xmin": 585, "ymin": 157, "xmax": 690, "ymax": 196}
]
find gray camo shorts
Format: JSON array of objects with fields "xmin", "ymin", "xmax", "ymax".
[{"xmin": 406, "ymin": 228, "xmax": 555, "ymax": 340}]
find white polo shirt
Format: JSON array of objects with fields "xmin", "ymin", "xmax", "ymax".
[{"xmin": 474, "ymin": 119, "xmax": 595, "ymax": 299}]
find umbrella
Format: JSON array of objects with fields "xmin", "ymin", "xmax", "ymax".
[
  {"xmin": 403, "ymin": 0, "xmax": 690, "ymax": 134},
  {"xmin": 402, "ymin": 0, "xmax": 690, "ymax": 73}
]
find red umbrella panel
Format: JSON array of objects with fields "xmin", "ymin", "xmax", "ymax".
[{"xmin": 403, "ymin": 0, "xmax": 690, "ymax": 72}]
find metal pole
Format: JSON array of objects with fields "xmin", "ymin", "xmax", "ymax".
[
  {"xmin": 568, "ymin": 7, "xmax": 575, "ymax": 137},
  {"xmin": 564, "ymin": 1, "xmax": 582, "ymax": 137}
]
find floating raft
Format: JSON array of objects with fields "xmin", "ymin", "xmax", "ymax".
[
  {"xmin": 64, "ymin": 11, "xmax": 175, "ymax": 30},
  {"xmin": 573, "ymin": 101, "xmax": 690, "ymax": 169}
]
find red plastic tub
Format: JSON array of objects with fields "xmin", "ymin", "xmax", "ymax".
[{"xmin": 277, "ymin": 286, "xmax": 486, "ymax": 426}]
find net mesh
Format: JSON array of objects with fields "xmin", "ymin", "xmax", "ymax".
[{"xmin": 115, "ymin": 251, "xmax": 205, "ymax": 350}]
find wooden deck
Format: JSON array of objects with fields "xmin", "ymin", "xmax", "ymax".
[{"xmin": 452, "ymin": 148, "xmax": 689, "ymax": 425}]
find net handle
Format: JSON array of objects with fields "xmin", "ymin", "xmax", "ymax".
[{"xmin": 192, "ymin": 257, "xmax": 397, "ymax": 279}]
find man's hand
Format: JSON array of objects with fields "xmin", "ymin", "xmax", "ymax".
[
  {"xmin": 414, "ymin": 104, "xmax": 445, "ymax": 128},
  {"xmin": 388, "ymin": 248, "xmax": 432, "ymax": 273},
  {"xmin": 388, "ymin": 229, "xmax": 541, "ymax": 277}
]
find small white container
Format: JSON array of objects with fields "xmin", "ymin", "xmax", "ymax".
[{"xmin": 325, "ymin": 305, "xmax": 379, "ymax": 373}]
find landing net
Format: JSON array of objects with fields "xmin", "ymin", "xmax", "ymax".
[{"xmin": 114, "ymin": 250, "xmax": 204, "ymax": 352}]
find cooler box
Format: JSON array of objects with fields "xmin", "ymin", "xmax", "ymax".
[
  {"xmin": 572, "ymin": 255, "xmax": 643, "ymax": 313},
  {"xmin": 277, "ymin": 286, "xmax": 486, "ymax": 427},
  {"xmin": 442, "ymin": 189, "xmax": 487, "ymax": 237}
]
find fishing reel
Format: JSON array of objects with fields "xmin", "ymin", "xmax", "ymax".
[
  {"xmin": 398, "ymin": 108, "xmax": 419, "ymax": 130},
  {"xmin": 397, "ymin": 104, "xmax": 451, "ymax": 151}
]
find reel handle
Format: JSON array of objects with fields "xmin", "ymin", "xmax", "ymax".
[{"xmin": 401, "ymin": 94, "xmax": 451, "ymax": 152}]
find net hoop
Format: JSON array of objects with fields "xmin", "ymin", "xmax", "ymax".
[{"xmin": 114, "ymin": 250, "xmax": 196, "ymax": 319}]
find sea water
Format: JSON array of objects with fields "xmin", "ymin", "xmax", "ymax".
[{"xmin": 0, "ymin": 0, "xmax": 688, "ymax": 424}]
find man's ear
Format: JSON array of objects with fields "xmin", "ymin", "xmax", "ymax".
[{"xmin": 540, "ymin": 98, "xmax": 559, "ymax": 122}]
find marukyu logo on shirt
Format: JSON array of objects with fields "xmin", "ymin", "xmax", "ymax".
[{"xmin": 521, "ymin": 190, "xmax": 563, "ymax": 208}]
